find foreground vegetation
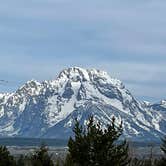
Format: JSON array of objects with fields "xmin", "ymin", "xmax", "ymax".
[{"xmin": 0, "ymin": 116, "xmax": 165, "ymax": 166}]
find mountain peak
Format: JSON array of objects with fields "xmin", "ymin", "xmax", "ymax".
[
  {"xmin": 161, "ymin": 100, "xmax": 166, "ymax": 105},
  {"xmin": 58, "ymin": 67, "xmax": 90, "ymax": 82},
  {"xmin": 57, "ymin": 67, "xmax": 123, "ymax": 88},
  {"xmin": 16, "ymin": 79, "xmax": 42, "ymax": 96}
]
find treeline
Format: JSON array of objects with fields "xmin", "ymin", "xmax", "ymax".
[{"xmin": 0, "ymin": 116, "xmax": 165, "ymax": 166}]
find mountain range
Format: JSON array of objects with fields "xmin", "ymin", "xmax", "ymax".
[{"xmin": 0, "ymin": 67, "xmax": 165, "ymax": 141}]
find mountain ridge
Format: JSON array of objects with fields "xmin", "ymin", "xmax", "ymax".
[{"xmin": 0, "ymin": 67, "xmax": 165, "ymax": 141}]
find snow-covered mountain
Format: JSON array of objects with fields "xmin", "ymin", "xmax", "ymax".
[{"xmin": 0, "ymin": 67, "xmax": 165, "ymax": 141}]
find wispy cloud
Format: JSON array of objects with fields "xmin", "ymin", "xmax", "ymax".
[{"xmin": 0, "ymin": 0, "xmax": 166, "ymax": 101}]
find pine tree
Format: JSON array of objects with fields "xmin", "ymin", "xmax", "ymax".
[
  {"xmin": 64, "ymin": 154, "xmax": 74, "ymax": 166},
  {"xmin": 65, "ymin": 116, "xmax": 130, "ymax": 166},
  {"xmin": 30, "ymin": 144, "xmax": 54, "ymax": 166},
  {"xmin": 16, "ymin": 154, "xmax": 25, "ymax": 166},
  {"xmin": 66, "ymin": 119, "xmax": 89, "ymax": 166},
  {"xmin": 0, "ymin": 146, "xmax": 16, "ymax": 166},
  {"xmin": 55, "ymin": 160, "xmax": 60, "ymax": 166},
  {"xmin": 158, "ymin": 136, "xmax": 166, "ymax": 166}
]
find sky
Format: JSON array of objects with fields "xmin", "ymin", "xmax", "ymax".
[{"xmin": 0, "ymin": 0, "xmax": 166, "ymax": 102}]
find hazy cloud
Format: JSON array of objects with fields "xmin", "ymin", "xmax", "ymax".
[{"xmin": 0, "ymin": 0, "xmax": 166, "ymax": 101}]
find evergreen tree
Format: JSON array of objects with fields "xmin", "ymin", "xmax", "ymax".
[
  {"xmin": 65, "ymin": 116, "xmax": 130, "ymax": 166},
  {"xmin": 30, "ymin": 144, "xmax": 54, "ymax": 166},
  {"xmin": 0, "ymin": 146, "xmax": 16, "ymax": 166},
  {"xmin": 55, "ymin": 159, "xmax": 61, "ymax": 166},
  {"xmin": 64, "ymin": 154, "xmax": 74, "ymax": 166},
  {"xmin": 158, "ymin": 136, "xmax": 166, "ymax": 166},
  {"xmin": 16, "ymin": 154, "xmax": 25, "ymax": 166}
]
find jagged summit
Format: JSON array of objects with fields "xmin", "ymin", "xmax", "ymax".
[
  {"xmin": 161, "ymin": 100, "xmax": 166, "ymax": 105},
  {"xmin": 0, "ymin": 67, "xmax": 165, "ymax": 141},
  {"xmin": 58, "ymin": 67, "xmax": 90, "ymax": 81},
  {"xmin": 57, "ymin": 67, "xmax": 123, "ymax": 88}
]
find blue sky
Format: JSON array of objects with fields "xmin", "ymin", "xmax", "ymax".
[{"xmin": 0, "ymin": 0, "xmax": 166, "ymax": 102}]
